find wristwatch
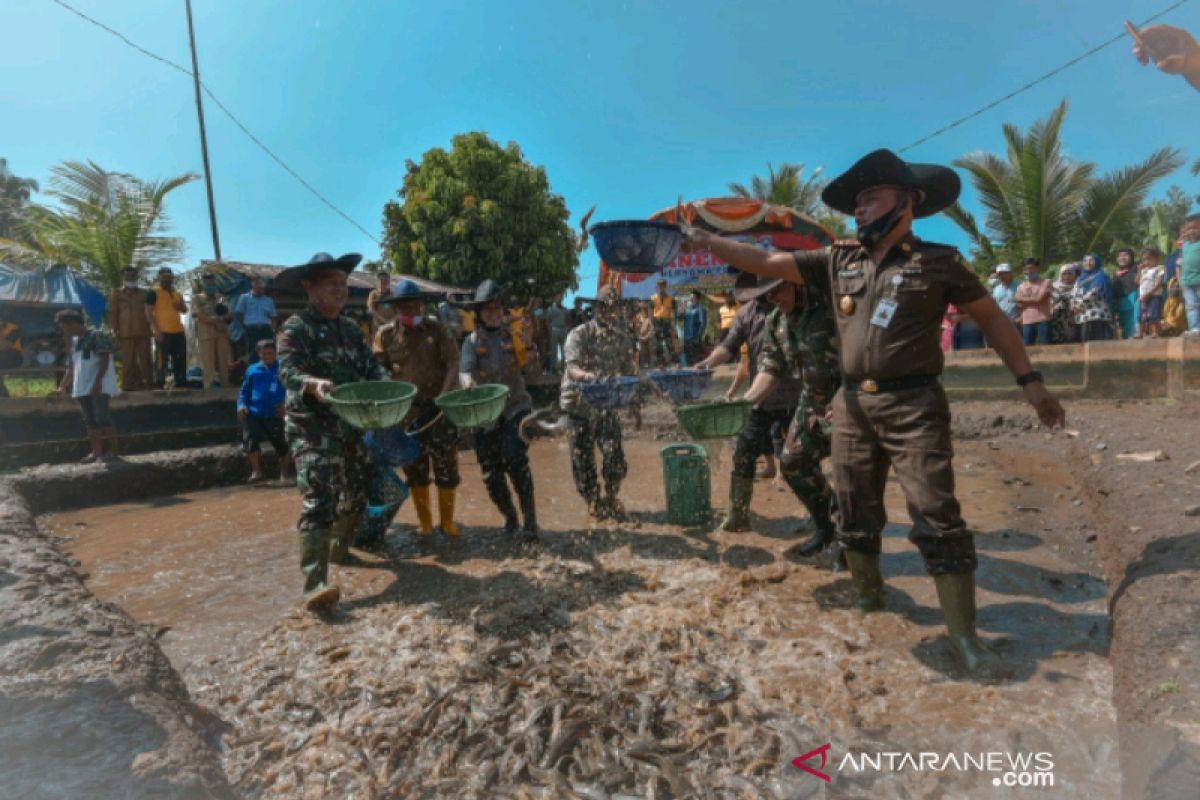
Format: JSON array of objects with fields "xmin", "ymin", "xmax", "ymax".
[{"xmin": 1016, "ymin": 370, "xmax": 1044, "ymax": 387}]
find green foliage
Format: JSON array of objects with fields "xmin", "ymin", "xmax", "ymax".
[
  {"xmin": 0, "ymin": 160, "xmax": 196, "ymax": 289},
  {"xmin": 729, "ymin": 161, "xmax": 826, "ymax": 212},
  {"xmin": 0, "ymin": 158, "xmax": 38, "ymax": 240},
  {"xmin": 381, "ymin": 132, "xmax": 578, "ymax": 298},
  {"xmin": 728, "ymin": 160, "xmax": 851, "ymax": 240},
  {"xmin": 947, "ymin": 99, "xmax": 1184, "ymax": 270}
]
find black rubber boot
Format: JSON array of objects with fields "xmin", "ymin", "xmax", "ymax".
[
  {"xmin": 719, "ymin": 476, "xmax": 754, "ymax": 532},
  {"xmin": 933, "ymin": 573, "xmax": 993, "ymax": 674},
  {"xmin": 843, "ymin": 550, "xmax": 885, "ymax": 613},
  {"xmin": 786, "ymin": 523, "xmax": 836, "ymax": 559},
  {"xmin": 517, "ymin": 477, "xmax": 539, "ymax": 541}
]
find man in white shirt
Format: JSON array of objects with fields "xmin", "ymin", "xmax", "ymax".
[
  {"xmin": 53, "ymin": 309, "xmax": 120, "ymax": 463},
  {"xmin": 233, "ymin": 276, "xmax": 279, "ymax": 363}
]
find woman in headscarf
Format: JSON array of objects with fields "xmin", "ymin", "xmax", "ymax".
[
  {"xmin": 1111, "ymin": 248, "xmax": 1140, "ymax": 339},
  {"xmin": 1050, "ymin": 263, "xmax": 1080, "ymax": 344},
  {"xmin": 1070, "ymin": 253, "xmax": 1114, "ymax": 342}
]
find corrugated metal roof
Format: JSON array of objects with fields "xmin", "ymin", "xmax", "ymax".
[{"xmin": 193, "ymin": 260, "xmax": 467, "ymax": 295}]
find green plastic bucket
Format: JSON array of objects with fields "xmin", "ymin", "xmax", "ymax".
[
  {"xmin": 661, "ymin": 443, "xmax": 711, "ymax": 526},
  {"xmin": 435, "ymin": 384, "xmax": 511, "ymax": 429},
  {"xmin": 328, "ymin": 380, "xmax": 418, "ymax": 430},
  {"xmin": 675, "ymin": 400, "xmax": 752, "ymax": 440}
]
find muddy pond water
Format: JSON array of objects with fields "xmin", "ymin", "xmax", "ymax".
[{"xmin": 42, "ymin": 436, "xmax": 1117, "ymax": 798}]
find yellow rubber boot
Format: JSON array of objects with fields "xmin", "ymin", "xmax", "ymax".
[
  {"xmin": 438, "ymin": 487, "xmax": 461, "ymax": 537},
  {"xmin": 410, "ymin": 484, "xmax": 434, "ymax": 536}
]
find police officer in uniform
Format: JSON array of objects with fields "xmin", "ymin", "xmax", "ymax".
[
  {"xmin": 276, "ymin": 252, "xmax": 385, "ymax": 612},
  {"xmin": 458, "ymin": 280, "xmax": 539, "ymax": 541},
  {"xmin": 683, "ymin": 150, "xmax": 1065, "ymax": 673},
  {"xmin": 373, "ymin": 279, "xmax": 462, "ymax": 537},
  {"xmin": 561, "ymin": 285, "xmax": 638, "ymax": 520},
  {"xmin": 741, "ymin": 276, "xmax": 840, "ymax": 559}
]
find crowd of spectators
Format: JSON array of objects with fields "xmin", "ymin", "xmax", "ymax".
[{"xmin": 942, "ymin": 216, "xmax": 1200, "ymax": 350}]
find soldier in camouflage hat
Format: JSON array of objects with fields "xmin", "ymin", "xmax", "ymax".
[
  {"xmin": 458, "ymin": 279, "xmax": 539, "ymax": 541},
  {"xmin": 741, "ymin": 278, "xmax": 840, "ymax": 559},
  {"xmin": 276, "ymin": 252, "xmax": 385, "ymax": 613},
  {"xmin": 560, "ymin": 285, "xmax": 638, "ymax": 520}
]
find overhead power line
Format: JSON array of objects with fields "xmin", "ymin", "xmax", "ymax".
[
  {"xmin": 900, "ymin": 0, "xmax": 1193, "ymax": 153},
  {"xmin": 49, "ymin": 0, "xmax": 381, "ymax": 245}
]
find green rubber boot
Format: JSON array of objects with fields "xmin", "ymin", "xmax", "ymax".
[
  {"xmin": 299, "ymin": 527, "xmax": 339, "ymax": 610},
  {"xmin": 328, "ymin": 514, "xmax": 359, "ymax": 565},
  {"xmin": 843, "ymin": 550, "xmax": 885, "ymax": 612},
  {"xmin": 933, "ymin": 573, "xmax": 993, "ymax": 674},
  {"xmin": 719, "ymin": 476, "xmax": 754, "ymax": 532}
]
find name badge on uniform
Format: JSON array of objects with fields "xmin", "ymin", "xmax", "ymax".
[{"xmin": 870, "ymin": 298, "xmax": 898, "ymax": 328}]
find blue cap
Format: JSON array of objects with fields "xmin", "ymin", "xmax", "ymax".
[{"xmin": 393, "ymin": 278, "xmax": 422, "ymax": 299}]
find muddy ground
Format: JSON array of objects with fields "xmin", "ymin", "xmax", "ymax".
[{"xmin": 37, "ymin": 400, "xmax": 1148, "ymax": 799}]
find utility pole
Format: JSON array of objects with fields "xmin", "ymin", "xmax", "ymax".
[{"xmin": 185, "ymin": 0, "xmax": 221, "ymax": 261}]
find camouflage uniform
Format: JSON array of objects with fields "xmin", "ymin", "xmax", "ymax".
[
  {"xmin": 560, "ymin": 317, "xmax": 635, "ymax": 514},
  {"xmin": 278, "ymin": 306, "xmax": 385, "ymax": 595},
  {"xmin": 373, "ymin": 318, "xmax": 461, "ymax": 489},
  {"xmin": 757, "ymin": 288, "xmax": 840, "ymax": 536},
  {"xmin": 460, "ymin": 324, "xmax": 537, "ymax": 533}
]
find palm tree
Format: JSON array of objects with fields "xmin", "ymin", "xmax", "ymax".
[
  {"xmin": 946, "ymin": 100, "xmax": 1183, "ymax": 270},
  {"xmin": 0, "ymin": 158, "xmax": 39, "ymax": 240},
  {"xmin": 0, "ymin": 161, "xmax": 197, "ymax": 288},
  {"xmin": 728, "ymin": 161, "xmax": 851, "ymax": 238},
  {"xmin": 729, "ymin": 161, "xmax": 826, "ymax": 213}
]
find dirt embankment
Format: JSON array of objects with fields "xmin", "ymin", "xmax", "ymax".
[
  {"xmin": 1061, "ymin": 401, "xmax": 1200, "ymax": 799},
  {"xmin": 0, "ymin": 457, "xmax": 239, "ymax": 799},
  {"xmin": 954, "ymin": 401, "xmax": 1200, "ymax": 799}
]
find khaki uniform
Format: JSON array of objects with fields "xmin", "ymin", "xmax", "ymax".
[
  {"xmin": 791, "ymin": 236, "xmax": 987, "ymax": 575},
  {"xmin": 108, "ymin": 286, "xmax": 153, "ymax": 390},
  {"xmin": 192, "ymin": 294, "xmax": 232, "ymax": 388},
  {"xmin": 373, "ymin": 318, "xmax": 460, "ymax": 488},
  {"xmin": 367, "ymin": 287, "xmax": 397, "ymax": 333}
]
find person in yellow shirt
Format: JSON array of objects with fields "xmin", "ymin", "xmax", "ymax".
[
  {"xmin": 144, "ymin": 267, "xmax": 188, "ymax": 387},
  {"xmin": 718, "ymin": 288, "xmax": 739, "ymax": 334},
  {"xmin": 650, "ymin": 278, "xmax": 677, "ymax": 367},
  {"xmin": 1162, "ymin": 277, "xmax": 1188, "ymax": 336}
]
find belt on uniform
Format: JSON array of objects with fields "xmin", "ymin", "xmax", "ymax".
[{"xmin": 844, "ymin": 374, "xmax": 940, "ymax": 394}]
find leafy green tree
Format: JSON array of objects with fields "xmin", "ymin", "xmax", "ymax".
[
  {"xmin": 945, "ymin": 100, "xmax": 1183, "ymax": 272},
  {"xmin": 728, "ymin": 161, "xmax": 851, "ymax": 239},
  {"xmin": 0, "ymin": 160, "xmax": 196, "ymax": 288},
  {"xmin": 382, "ymin": 132, "xmax": 578, "ymax": 298},
  {"xmin": 0, "ymin": 158, "xmax": 38, "ymax": 240}
]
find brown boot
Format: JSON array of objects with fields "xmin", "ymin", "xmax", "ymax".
[{"xmin": 437, "ymin": 487, "xmax": 461, "ymax": 537}]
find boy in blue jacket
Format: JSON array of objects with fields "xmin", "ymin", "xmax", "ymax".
[{"xmin": 238, "ymin": 339, "xmax": 291, "ymax": 482}]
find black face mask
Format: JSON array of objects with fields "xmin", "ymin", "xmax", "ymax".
[{"xmin": 856, "ymin": 196, "xmax": 909, "ymax": 249}]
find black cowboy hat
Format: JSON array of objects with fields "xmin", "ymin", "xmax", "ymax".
[
  {"xmin": 453, "ymin": 278, "xmax": 508, "ymax": 309},
  {"xmin": 732, "ymin": 272, "xmax": 785, "ymax": 303},
  {"xmin": 820, "ymin": 149, "xmax": 960, "ymax": 218},
  {"xmin": 273, "ymin": 252, "xmax": 362, "ymax": 292}
]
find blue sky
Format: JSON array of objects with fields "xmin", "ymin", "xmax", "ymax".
[{"xmin": 3, "ymin": 0, "xmax": 1197, "ymax": 292}]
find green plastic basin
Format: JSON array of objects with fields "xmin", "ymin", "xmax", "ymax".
[
  {"xmin": 436, "ymin": 384, "xmax": 511, "ymax": 428},
  {"xmin": 328, "ymin": 380, "xmax": 418, "ymax": 430},
  {"xmin": 674, "ymin": 400, "xmax": 753, "ymax": 440}
]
